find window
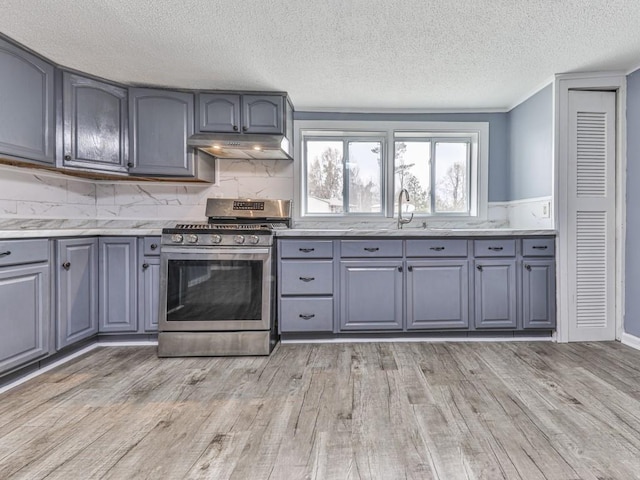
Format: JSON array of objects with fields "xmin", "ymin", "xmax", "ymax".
[
  {"xmin": 296, "ymin": 121, "xmax": 488, "ymax": 221},
  {"xmin": 304, "ymin": 137, "xmax": 384, "ymax": 214},
  {"xmin": 394, "ymin": 135, "xmax": 472, "ymax": 215}
]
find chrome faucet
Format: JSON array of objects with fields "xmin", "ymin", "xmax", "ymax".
[{"xmin": 397, "ymin": 188, "xmax": 414, "ymax": 229}]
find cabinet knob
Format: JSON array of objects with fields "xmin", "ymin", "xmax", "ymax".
[
  {"xmin": 64, "ymin": 154, "xmax": 71, "ymax": 161},
  {"xmin": 242, "ymin": 126, "xmax": 248, "ymax": 132},
  {"xmin": 476, "ymin": 265, "xmax": 483, "ymax": 271},
  {"xmin": 398, "ymin": 266, "xmax": 403, "ymax": 272},
  {"xmin": 233, "ymin": 125, "xmax": 239, "ymax": 131},
  {"xmin": 62, "ymin": 261, "xmax": 71, "ymax": 270},
  {"xmin": 150, "ymin": 243, "xmax": 158, "ymax": 250},
  {"xmin": 127, "ymin": 162, "xmax": 134, "ymax": 168},
  {"xmin": 525, "ymin": 264, "xmax": 532, "ymax": 271},
  {"xmin": 142, "ymin": 263, "xmax": 149, "ymax": 270},
  {"xmin": 408, "ymin": 265, "xmax": 413, "ymax": 272}
]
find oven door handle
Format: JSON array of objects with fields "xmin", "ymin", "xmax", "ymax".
[{"xmin": 161, "ymin": 247, "xmax": 272, "ymax": 256}]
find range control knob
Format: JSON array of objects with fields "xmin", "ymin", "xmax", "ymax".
[
  {"xmin": 171, "ymin": 234, "xmax": 183, "ymax": 243},
  {"xmin": 211, "ymin": 234, "xmax": 222, "ymax": 244},
  {"xmin": 234, "ymin": 235, "xmax": 245, "ymax": 244},
  {"xmin": 186, "ymin": 234, "xmax": 198, "ymax": 244},
  {"xmin": 248, "ymin": 235, "xmax": 260, "ymax": 245}
]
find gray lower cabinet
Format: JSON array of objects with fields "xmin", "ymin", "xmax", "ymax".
[
  {"xmin": 522, "ymin": 259, "xmax": 556, "ymax": 329},
  {"xmin": 98, "ymin": 237, "xmax": 137, "ymax": 332},
  {"xmin": 139, "ymin": 236, "xmax": 161, "ymax": 332},
  {"xmin": 56, "ymin": 237, "xmax": 99, "ymax": 349},
  {"xmin": 0, "ymin": 37, "xmax": 55, "ymax": 164},
  {"xmin": 280, "ymin": 297, "xmax": 333, "ymax": 333},
  {"xmin": 406, "ymin": 260, "xmax": 469, "ymax": 329},
  {"xmin": 474, "ymin": 259, "xmax": 517, "ymax": 329},
  {"xmin": 129, "ymin": 88, "xmax": 194, "ymax": 176},
  {"xmin": 62, "ymin": 72, "xmax": 128, "ymax": 173},
  {"xmin": 0, "ymin": 239, "xmax": 51, "ymax": 374},
  {"xmin": 340, "ymin": 261, "xmax": 403, "ymax": 330}
]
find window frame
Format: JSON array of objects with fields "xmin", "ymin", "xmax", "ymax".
[{"xmin": 294, "ymin": 120, "xmax": 489, "ymax": 223}]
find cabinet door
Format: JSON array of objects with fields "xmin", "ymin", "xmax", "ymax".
[
  {"xmin": 56, "ymin": 238, "xmax": 98, "ymax": 349},
  {"xmin": 522, "ymin": 260, "xmax": 556, "ymax": 329},
  {"xmin": 139, "ymin": 256, "xmax": 160, "ymax": 332},
  {"xmin": 98, "ymin": 237, "xmax": 137, "ymax": 333},
  {"xmin": 340, "ymin": 261, "xmax": 403, "ymax": 330},
  {"xmin": 0, "ymin": 263, "xmax": 50, "ymax": 374},
  {"xmin": 0, "ymin": 38, "xmax": 55, "ymax": 164},
  {"xmin": 129, "ymin": 88, "xmax": 194, "ymax": 176},
  {"xmin": 62, "ymin": 73, "xmax": 128, "ymax": 172},
  {"xmin": 197, "ymin": 93, "xmax": 241, "ymax": 133},
  {"xmin": 474, "ymin": 259, "xmax": 516, "ymax": 329},
  {"xmin": 407, "ymin": 260, "xmax": 469, "ymax": 330},
  {"xmin": 241, "ymin": 95, "xmax": 283, "ymax": 134}
]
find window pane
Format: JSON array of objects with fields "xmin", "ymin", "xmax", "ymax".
[
  {"xmin": 394, "ymin": 141, "xmax": 431, "ymax": 214},
  {"xmin": 306, "ymin": 140, "xmax": 344, "ymax": 213},
  {"xmin": 347, "ymin": 141, "xmax": 382, "ymax": 213},
  {"xmin": 434, "ymin": 142, "xmax": 469, "ymax": 213}
]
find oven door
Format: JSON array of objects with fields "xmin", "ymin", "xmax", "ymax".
[{"xmin": 159, "ymin": 247, "xmax": 272, "ymax": 332}]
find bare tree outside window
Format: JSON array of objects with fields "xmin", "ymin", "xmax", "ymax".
[{"xmin": 435, "ymin": 142, "xmax": 468, "ymax": 213}]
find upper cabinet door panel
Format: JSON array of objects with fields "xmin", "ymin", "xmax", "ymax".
[
  {"xmin": 242, "ymin": 95, "xmax": 283, "ymax": 134},
  {"xmin": 197, "ymin": 93, "xmax": 241, "ymax": 133},
  {"xmin": 129, "ymin": 88, "xmax": 194, "ymax": 176},
  {"xmin": 0, "ymin": 38, "xmax": 55, "ymax": 164},
  {"xmin": 63, "ymin": 73, "xmax": 128, "ymax": 172}
]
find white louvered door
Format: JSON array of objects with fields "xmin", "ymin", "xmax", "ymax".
[{"xmin": 567, "ymin": 90, "xmax": 616, "ymax": 341}]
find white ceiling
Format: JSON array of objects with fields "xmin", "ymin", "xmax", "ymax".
[{"xmin": 2, "ymin": 0, "xmax": 640, "ymax": 110}]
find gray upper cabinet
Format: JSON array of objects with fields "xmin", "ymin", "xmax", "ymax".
[
  {"xmin": 197, "ymin": 93, "xmax": 241, "ymax": 133},
  {"xmin": 197, "ymin": 93, "xmax": 286, "ymax": 135},
  {"xmin": 129, "ymin": 88, "xmax": 194, "ymax": 176},
  {"xmin": 98, "ymin": 237, "xmax": 137, "ymax": 333},
  {"xmin": 0, "ymin": 37, "xmax": 55, "ymax": 164},
  {"xmin": 62, "ymin": 72, "xmax": 128, "ymax": 173},
  {"xmin": 0, "ymin": 239, "xmax": 51, "ymax": 375},
  {"xmin": 56, "ymin": 237, "xmax": 98, "ymax": 349}
]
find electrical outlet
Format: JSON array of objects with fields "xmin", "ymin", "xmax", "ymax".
[{"xmin": 541, "ymin": 201, "xmax": 551, "ymax": 218}]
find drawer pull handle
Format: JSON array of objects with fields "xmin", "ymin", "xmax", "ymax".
[
  {"xmin": 525, "ymin": 264, "xmax": 532, "ymax": 271},
  {"xmin": 0, "ymin": 250, "xmax": 11, "ymax": 257},
  {"xmin": 299, "ymin": 276, "xmax": 315, "ymax": 282},
  {"xmin": 299, "ymin": 314, "xmax": 316, "ymax": 320},
  {"xmin": 476, "ymin": 265, "xmax": 483, "ymax": 271},
  {"xmin": 62, "ymin": 261, "xmax": 71, "ymax": 270},
  {"xmin": 150, "ymin": 243, "xmax": 158, "ymax": 250},
  {"xmin": 532, "ymin": 245, "xmax": 548, "ymax": 250},
  {"xmin": 429, "ymin": 246, "xmax": 445, "ymax": 251},
  {"xmin": 364, "ymin": 247, "xmax": 380, "ymax": 252},
  {"xmin": 299, "ymin": 248, "xmax": 315, "ymax": 253},
  {"xmin": 488, "ymin": 247, "xmax": 503, "ymax": 251}
]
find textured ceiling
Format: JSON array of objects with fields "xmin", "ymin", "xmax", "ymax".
[{"xmin": 1, "ymin": 0, "xmax": 640, "ymax": 110}]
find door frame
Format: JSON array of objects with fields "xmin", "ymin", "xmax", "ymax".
[{"xmin": 554, "ymin": 72, "xmax": 627, "ymax": 342}]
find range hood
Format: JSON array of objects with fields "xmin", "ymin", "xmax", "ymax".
[{"xmin": 188, "ymin": 133, "xmax": 293, "ymax": 160}]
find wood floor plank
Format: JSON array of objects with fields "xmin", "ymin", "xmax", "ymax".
[{"xmin": 2, "ymin": 342, "xmax": 640, "ymax": 479}]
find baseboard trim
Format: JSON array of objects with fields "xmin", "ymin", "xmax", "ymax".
[
  {"xmin": 281, "ymin": 336, "xmax": 555, "ymax": 344},
  {"xmin": 621, "ymin": 332, "xmax": 640, "ymax": 351}
]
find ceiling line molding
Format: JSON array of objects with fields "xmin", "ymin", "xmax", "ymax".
[{"xmin": 506, "ymin": 76, "xmax": 556, "ymax": 112}]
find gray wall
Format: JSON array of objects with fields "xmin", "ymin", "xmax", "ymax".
[
  {"xmin": 507, "ymin": 84, "xmax": 553, "ymax": 201},
  {"xmin": 625, "ymin": 69, "xmax": 640, "ymax": 336},
  {"xmin": 294, "ymin": 111, "xmax": 510, "ymax": 202}
]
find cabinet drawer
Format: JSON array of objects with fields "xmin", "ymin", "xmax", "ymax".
[
  {"xmin": 341, "ymin": 240, "xmax": 402, "ymax": 258},
  {"xmin": 280, "ymin": 240, "xmax": 333, "ymax": 259},
  {"xmin": 280, "ymin": 297, "xmax": 333, "ymax": 332},
  {"xmin": 281, "ymin": 261, "xmax": 333, "ymax": 295},
  {"xmin": 406, "ymin": 239, "xmax": 468, "ymax": 257},
  {"xmin": 142, "ymin": 236, "xmax": 161, "ymax": 256},
  {"xmin": 474, "ymin": 239, "xmax": 515, "ymax": 257},
  {"xmin": 522, "ymin": 238, "xmax": 555, "ymax": 257},
  {"xmin": 0, "ymin": 239, "xmax": 49, "ymax": 267}
]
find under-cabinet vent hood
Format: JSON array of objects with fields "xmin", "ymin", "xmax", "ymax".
[{"xmin": 187, "ymin": 133, "xmax": 292, "ymax": 160}]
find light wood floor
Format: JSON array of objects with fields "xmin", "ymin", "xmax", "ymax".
[{"xmin": 2, "ymin": 342, "xmax": 640, "ymax": 479}]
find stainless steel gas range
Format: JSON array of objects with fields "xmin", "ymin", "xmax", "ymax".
[{"xmin": 157, "ymin": 198, "xmax": 291, "ymax": 357}]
